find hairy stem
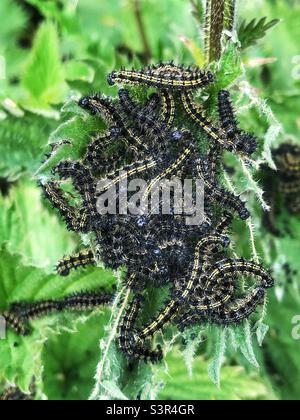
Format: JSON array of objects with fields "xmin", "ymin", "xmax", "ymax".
[{"xmin": 204, "ymin": 0, "xmax": 236, "ymax": 63}]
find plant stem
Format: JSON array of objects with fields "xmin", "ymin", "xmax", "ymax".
[
  {"xmin": 204, "ymin": 0, "xmax": 236, "ymax": 63},
  {"xmin": 133, "ymin": 0, "xmax": 152, "ymax": 63}
]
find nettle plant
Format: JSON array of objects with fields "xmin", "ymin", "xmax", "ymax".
[{"xmin": 0, "ymin": 0, "xmax": 281, "ymax": 401}]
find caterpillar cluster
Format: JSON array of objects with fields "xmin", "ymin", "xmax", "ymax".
[{"xmin": 17, "ymin": 62, "xmax": 274, "ymax": 363}]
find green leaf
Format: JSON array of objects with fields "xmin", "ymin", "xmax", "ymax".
[
  {"xmin": 256, "ymin": 323, "xmax": 269, "ymax": 347},
  {"xmin": 21, "ymin": 21, "xmax": 68, "ymax": 112},
  {"xmin": 238, "ymin": 17, "xmax": 280, "ymax": 51},
  {"xmin": 159, "ymin": 350, "xmax": 276, "ymax": 400},
  {"xmin": 42, "ymin": 312, "xmax": 110, "ymax": 400},
  {"xmin": 0, "ymin": 245, "xmax": 115, "ymax": 393},
  {"xmin": 0, "ymin": 114, "xmax": 56, "ymax": 178},
  {"xmin": 0, "ymin": 0, "xmax": 27, "ymax": 46},
  {"xmin": 238, "ymin": 322, "xmax": 260, "ymax": 369},
  {"xmin": 0, "ymin": 181, "xmax": 76, "ymax": 267},
  {"xmin": 208, "ymin": 327, "xmax": 227, "ymax": 387},
  {"xmin": 36, "ymin": 102, "xmax": 105, "ymax": 177},
  {"xmin": 65, "ymin": 60, "xmax": 95, "ymax": 83},
  {"xmin": 212, "ymin": 43, "xmax": 243, "ymax": 91},
  {"xmin": 265, "ymin": 289, "xmax": 300, "ymax": 400}
]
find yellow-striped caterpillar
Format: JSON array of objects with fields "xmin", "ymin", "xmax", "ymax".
[{"xmin": 108, "ymin": 63, "xmax": 214, "ymax": 91}]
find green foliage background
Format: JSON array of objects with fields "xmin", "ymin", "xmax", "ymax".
[{"xmin": 0, "ymin": 0, "xmax": 299, "ymax": 401}]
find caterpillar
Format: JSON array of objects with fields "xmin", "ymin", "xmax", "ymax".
[
  {"xmin": 274, "ymin": 144, "xmax": 300, "ymax": 175},
  {"xmin": 278, "ymin": 179, "xmax": 300, "ymax": 194},
  {"xmin": 160, "ymin": 90, "xmax": 176, "ymax": 127},
  {"xmin": 0, "ymin": 387, "xmax": 33, "ymax": 401},
  {"xmin": 178, "ymin": 287, "xmax": 265, "ymax": 329},
  {"xmin": 215, "ymin": 212, "xmax": 234, "ymax": 234},
  {"xmin": 40, "ymin": 181, "xmax": 89, "ymax": 233},
  {"xmin": 176, "ymin": 235, "xmax": 231, "ymax": 301},
  {"xmin": 78, "ymin": 94, "xmax": 147, "ymax": 152},
  {"xmin": 181, "ymin": 92, "xmax": 236, "ymax": 151},
  {"xmin": 204, "ymin": 258, "xmax": 274, "ymax": 293},
  {"xmin": 83, "ymin": 132, "xmax": 128, "ymax": 174},
  {"xmin": 189, "ymin": 278, "xmax": 235, "ymax": 310},
  {"xmin": 139, "ymin": 298, "xmax": 178, "ymax": 340},
  {"xmin": 287, "ymin": 196, "xmax": 300, "ymax": 214},
  {"xmin": 196, "ymin": 158, "xmax": 250, "ymax": 220},
  {"xmin": 139, "ymin": 235, "xmax": 230, "ymax": 339},
  {"xmin": 218, "ymin": 90, "xmax": 239, "ymax": 134},
  {"xmin": 108, "ymin": 63, "xmax": 214, "ymax": 90},
  {"xmin": 118, "ymin": 294, "xmax": 163, "ymax": 363},
  {"xmin": 142, "ymin": 146, "xmax": 193, "ymax": 203},
  {"xmin": 52, "ymin": 161, "xmax": 98, "ymax": 227},
  {"xmin": 181, "ymin": 92, "xmax": 257, "ymax": 156},
  {"xmin": 99, "ymin": 157, "xmax": 158, "ymax": 194},
  {"xmin": 118, "ymin": 89, "xmax": 170, "ymax": 142},
  {"xmin": 208, "ymin": 287, "xmax": 266, "ymax": 325},
  {"xmin": 7, "ymin": 291, "xmax": 114, "ymax": 328},
  {"xmin": 56, "ymin": 249, "xmax": 96, "ymax": 277},
  {"xmin": 2, "ymin": 311, "xmax": 29, "ymax": 336}
]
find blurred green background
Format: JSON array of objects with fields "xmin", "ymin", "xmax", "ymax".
[{"xmin": 0, "ymin": 0, "xmax": 300, "ymax": 401}]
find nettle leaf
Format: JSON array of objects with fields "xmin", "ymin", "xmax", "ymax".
[
  {"xmin": 238, "ymin": 18, "xmax": 280, "ymax": 51},
  {"xmin": 21, "ymin": 21, "xmax": 68, "ymax": 113},
  {"xmin": 65, "ymin": 61, "xmax": 95, "ymax": 83},
  {"xmin": 265, "ymin": 290, "xmax": 300, "ymax": 400},
  {"xmin": 42, "ymin": 312, "xmax": 110, "ymax": 400},
  {"xmin": 212, "ymin": 43, "xmax": 243, "ymax": 91},
  {"xmin": 0, "ymin": 245, "xmax": 115, "ymax": 393},
  {"xmin": 37, "ymin": 101, "xmax": 105, "ymax": 177},
  {"xmin": 0, "ymin": 0, "xmax": 27, "ymax": 46},
  {"xmin": 0, "ymin": 114, "xmax": 56, "ymax": 178},
  {"xmin": 0, "ymin": 181, "xmax": 76, "ymax": 268},
  {"xmin": 208, "ymin": 327, "xmax": 227, "ymax": 387},
  {"xmin": 159, "ymin": 350, "xmax": 275, "ymax": 400}
]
